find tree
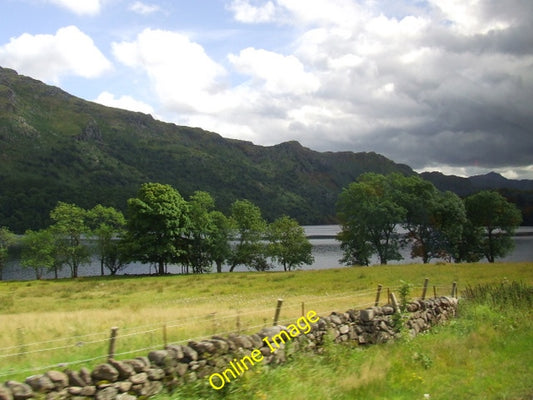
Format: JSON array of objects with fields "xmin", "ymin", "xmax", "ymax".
[
  {"xmin": 209, "ymin": 211, "xmax": 232, "ymax": 273},
  {"xmin": 125, "ymin": 183, "xmax": 189, "ymax": 275},
  {"xmin": 394, "ymin": 175, "xmax": 467, "ymax": 263},
  {"xmin": 336, "ymin": 173, "xmax": 406, "ymax": 265},
  {"xmin": 20, "ymin": 228, "xmax": 56, "ymax": 279},
  {"xmin": 465, "ymin": 190, "xmax": 522, "ymax": 263},
  {"xmin": 0, "ymin": 226, "xmax": 16, "ymax": 280},
  {"xmin": 88, "ymin": 205, "xmax": 127, "ymax": 276},
  {"xmin": 228, "ymin": 199, "xmax": 269, "ymax": 271},
  {"xmin": 180, "ymin": 191, "xmax": 216, "ymax": 274},
  {"xmin": 268, "ymin": 215, "xmax": 314, "ymax": 271},
  {"xmin": 50, "ymin": 202, "xmax": 90, "ymax": 278}
]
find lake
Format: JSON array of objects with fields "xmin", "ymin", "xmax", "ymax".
[{"xmin": 3, "ymin": 226, "xmax": 533, "ymax": 280}]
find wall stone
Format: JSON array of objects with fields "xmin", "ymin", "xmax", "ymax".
[{"xmin": 0, "ymin": 297, "xmax": 457, "ymax": 400}]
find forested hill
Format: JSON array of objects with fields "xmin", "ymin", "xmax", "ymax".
[{"xmin": 0, "ymin": 66, "xmax": 414, "ymax": 232}]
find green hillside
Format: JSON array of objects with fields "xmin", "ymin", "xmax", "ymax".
[{"xmin": 0, "ymin": 67, "xmax": 414, "ymax": 232}]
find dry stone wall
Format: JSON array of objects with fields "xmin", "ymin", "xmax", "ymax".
[{"xmin": 0, "ymin": 296, "xmax": 457, "ymax": 400}]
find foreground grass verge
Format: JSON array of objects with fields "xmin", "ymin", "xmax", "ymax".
[
  {"xmin": 1, "ymin": 262, "xmax": 532, "ymax": 389},
  {"xmin": 156, "ymin": 281, "xmax": 533, "ymax": 400}
]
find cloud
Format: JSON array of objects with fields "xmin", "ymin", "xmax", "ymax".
[
  {"xmin": 46, "ymin": 0, "xmax": 102, "ymax": 15},
  {"xmin": 112, "ymin": 28, "xmax": 230, "ymax": 113},
  {"xmin": 227, "ymin": 0, "xmax": 276, "ymax": 23},
  {"xmin": 218, "ymin": 0, "xmax": 533, "ymax": 177},
  {"xmin": 0, "ymin": 26, "xmax": 112, "ymax": 83},
  {"xmin": 94, "ymin": 91, "xmax": 155, "ymax": 115},
  {"xmin": 228, "ymin": 47, "xmax": 320, "ymax": 94},
  {"xmin": 129, "ymin": 1, "xmax": 161, "ymax": 15}
]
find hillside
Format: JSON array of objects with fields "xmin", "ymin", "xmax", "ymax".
[{"xmin": 0, "ymin": 67, "xmax": 414, "ymax": 232}]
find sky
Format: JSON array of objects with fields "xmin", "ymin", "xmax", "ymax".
[{"xmin": 0, "ymin": 0, "xmax": 532, "ymax": 179}]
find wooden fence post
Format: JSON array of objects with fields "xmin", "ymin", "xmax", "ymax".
[
  {"xmin": 273, "ymin": 299, "xmax": 283, "ymax": 326},
  {"xmin": 433, "ymin": 285, "xmax": 437, "ymax": 299},
  {"xmin": 108, "ymin": 327, "xmax": 119, "ymax": 361},
  {"xmin": 390, "ymin": 293, "xmax": 400, "ymax": 314},
  {"xmin": 162, "ymin": 324, "xmax": 168, "ymax": 348},
  {"xmin": 237, "ymin": 313, "xmax": 241, "ymax": 334},
  {"xmin": 374, "ymin": 284, "xmax": 383, "ymax": 306},
  {"xmin": 301, "ymin": 302, "xmax": 305, "ymax": 317},
  {"xmin": 451, "ymin": 282, "xmax": 457, "ymax": 298},
  {"xmin": 421, "ymin": 278, "xmax": 429, "ymax": 300}
]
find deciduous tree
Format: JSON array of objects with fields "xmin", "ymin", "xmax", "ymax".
[
  {"xmin": 125, "ymin": 183, "xmax": 189, "ymax": 275},
  {"xmin": 465, "ymin": 190, "xmax": 522, "ymax": 262},
  {"xmin": 336, "ymin": 173, "xmax": 406, "ymax": 265},
  {"xmin": 49, "ymin": 202, "xmax": 90, "ymax": 278},
  {"xmin": 228, "ymin": 199, "xmax": 268, "ymax": 271},
  {"xmin": 268, "ymin": 215, "xmax": 314, "ymax": 271},
  {"xmin": 20, "ymin": 228, "xmax": 56, "ymax": 279},
  {"xmin": 0, "ymin": 226, "xmax": 16, "ymax": 280}
]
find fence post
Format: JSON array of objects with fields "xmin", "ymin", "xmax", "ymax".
[
  {"xmin": 273, "ymin": 299, "xmax": 283, "ymax": 326},
  {"xmin": 389, "ymin": 293, "xmax": 400, "ymax": 314},
  {"xmin": 301, "ymin": 302, "xmax": 305, "ymax": 317},
  {"xmin": 108, "ymin": 327, "xmax": 119, "ymax": 361},
  {"xmin": 451, "ymin": 282, "xmax": 457, "ymax": 298},
  {"xmin": 162, "ymin": 324, "xmax": 168, "ymax": 348},
  {"xmin": 374, "ymin": 284, "xmax": 383, "ymax": 306},
  {"xmin": 421, "ymin": 278, "xmax": 429, "ymax": 300},
  {"xmin": 237, "ymin": 313, "xmax": 241, "ymax": 334},
  {"xmin": 433, "ymin": 285, "xmax": 437, "ymax": 299}
]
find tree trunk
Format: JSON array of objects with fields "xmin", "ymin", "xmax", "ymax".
[
  {"xmin": 158, "ymin": 260, "xmax": 165, "ymax": 275},
  {"xmin": 216, "ymin": 261, "xmax": 222, "ymax": 273}
]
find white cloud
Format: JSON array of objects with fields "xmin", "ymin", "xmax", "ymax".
[
  {"xmin": 129, "ymin": 1, "xmax": 161, "ymax": 15},
  {"xmin": 47, "ymin": 0, "xmax": 102, "ymax": 15},
  {"xmin": 228, "ymin": 47, "xmax": 320, "ymax": 94},
  {"xmin": 227, "ymin": 0, "xmax": 276, "ymax": 23},
  {"xmin": 112, "ymin": 29, "xmax": 230, "ymax": 113},
  {"xmin": 94, "ymin": 91, "xmax": 155, "ymax": 115},
  {"xmin": 0, "ymin": 26, "xmax": 112, "ymax": 83}
]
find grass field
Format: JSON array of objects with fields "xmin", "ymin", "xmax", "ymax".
[{"xmin": 1, "ymin": 262, "xmax": 532, "ymax": 398}]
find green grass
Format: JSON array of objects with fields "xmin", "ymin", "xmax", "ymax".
[
  {"xmin": 1, "ymin": 261, "xmax": 532, "ymax": 397},
  {"xmin": 157, "ymin": 278, "xmax": 533, "ymax": 400}
]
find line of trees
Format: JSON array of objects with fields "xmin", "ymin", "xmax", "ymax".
[
  {"xmin": 336, "ymin": 173, "xmax": 523, "ymax": 265},
  {"xmin": 0, "ymin": 183, "xmax": 314, "ymax": 280}
]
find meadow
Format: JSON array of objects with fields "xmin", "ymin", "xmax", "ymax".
[{"xmin": 1, "ymin": 262, "xmax": 532, "ymax": 399}]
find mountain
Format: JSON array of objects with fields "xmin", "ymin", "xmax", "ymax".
[{"xmin": 1, "ymin": 67, "xmax": 415, "ymax": 232}]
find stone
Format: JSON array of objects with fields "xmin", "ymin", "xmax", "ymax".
[
  {"xmin": 80, "ymin": 386, "xmax": 96, "ymax": 396},
  {"xmin": 25, "ymin": 375, "xmax": 55, "ymax": 393},
  {"xmin": 181, "ymin": 345, "xmax": 198, "ymax": 362},
  {"xmin": 360, "ymin": 308, "xmax": 375, "ymax": 322},
  {"xmin": 329, "ymin": 315, "xmax": 342, "ymax": 325},
  {"xmin": 382, "ymin": 306, "xmax": 395, "ymax": 315},
  {"xmin": 176, "ymin": 363, "xmax": 189, "ymax": 377},
  {"xmin": 148, "ymin": 350, "xmax": 169, "ymax": 366},
  {"xmin": 129, "ymin": 373, "xmax": 148, "ymax": 385},
  {"xmin": 5, "ymin": 381, "xmax": 33, "ymax": 400},
  {"xmin": 208, "ymin": 339, "xmax": 229, "ymax": 353},
  {"xmin": 228, "ymin": 335, "xmax": 253, "ymax": 349},
  {"xmin": 147, "ymin": 368, "xmax": 165, "ymax": 380},
  {"xmin": 189, "ymin": 340, "xmax": 216, "ymax": 355},
  {"xmin": 165, "ymin": 345, "xmax": 184, "ymax": 360},
  {"xmin": 66, "ymin": 370, "xmax": 87, "ymax": 387},
  {"xmin": 124, "ymin": 359, "xmax": 148, "ymax": 373},
  {"xmin": 95, "ymin": 386, "xmax": 118, "ymax": 400},
  {"xmin": 92, "ymin": 364, "xmax": 119, "ymax": 382},
  {"xmin": 116, "ymin": 394, "xmax": 137, "ymax": 400},
  {"xmin": 115, "ymin": 381, "xmax": 132, "ymax": 393},
  {"xmin": 0, "ymin": 386, "xmax": 13, "ymax": 400},
  {"xmin": 258, "ymin": 326, "xmax": 283, "ymax": 339},
  {"xmin": 45, "ymin": 371, "xmax": 69, "ymax": 390},
  {"xmin": 67, "ymin": 387, "xmax": 83, "ymax": 396},
  {"xmin": 339, "ymin": 325, "xmax": 350, "ymax": 334},
  {"xmin": 109, "ymin": 359, "xmax": 135, "ymax": 379},
  {"xmin": 79, "ymin": 368, "xmax": 92, "ymax": 385}
]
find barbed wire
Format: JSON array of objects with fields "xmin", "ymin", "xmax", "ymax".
[{"xmin": 0, "ymin": 284, "xmax": 454, "ymax": 380}]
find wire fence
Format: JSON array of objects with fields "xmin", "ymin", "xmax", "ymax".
[{"xmin": 0, "ymin": 281, "xmax": 456, "ymax": 381}]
